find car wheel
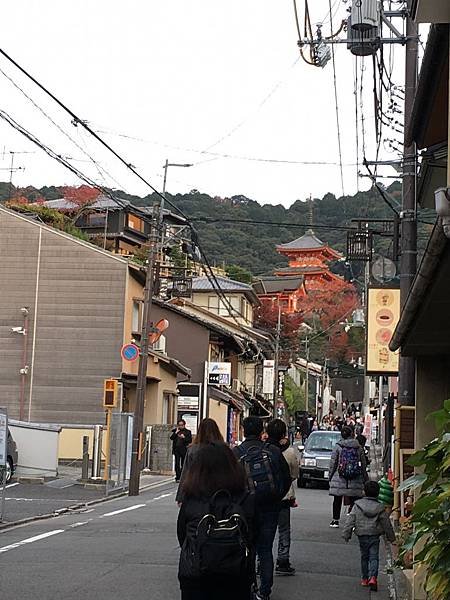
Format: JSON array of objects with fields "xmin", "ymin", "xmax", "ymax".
[
  {"xmin": 5, "ymin": 458, "xmax": 12, "ymax": 483},
  {"xmin": 297, "ymin": 474, "xmax": 306, "ymax": 488}
]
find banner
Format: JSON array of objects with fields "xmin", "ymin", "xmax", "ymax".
[
  {"xmin": 366, "ymin": 287, "xmax": 400, "ymax": 375},
  {"xmin": 263, "ymin": 360, "xmax": 275, "ymax": 395}
]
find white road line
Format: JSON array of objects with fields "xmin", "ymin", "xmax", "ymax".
[
  {"xmin": 69, "ymin": 521, "xmax": 91, "ymax": 528},
  {"xmin": 0, "ymin": 529, "xmax": 65, "ymax": 554},
  {"xmin": 101, "ymin": 504, "xmax": 146, "ymax": 517},
  {"xmin": 150, "ymin": 493, "xmax": 173, "ymax": 502},
  {"xmin": 5, "ymin": 482, "xmax": 19, "ymax": 489}
]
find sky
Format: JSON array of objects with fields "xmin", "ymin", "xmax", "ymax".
[{"xmin": 0, "ymin": 1, "xmax": 421, "ymax": 207}]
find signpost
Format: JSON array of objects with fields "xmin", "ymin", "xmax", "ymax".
[
  {"xmin": 121, "ymin": 343, "xmax": 139, "ymax": 362},
  {"xmin": 208, "ymin": 362, "xmax": 231, "ymax": 386},
  {"xmin": 0, "ymin": 409, "xmax": 8, "ymax": 521}
]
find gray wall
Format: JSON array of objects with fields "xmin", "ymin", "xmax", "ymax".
[
  {"xmin": 0, "ymin": 208, "xmax": 126, "ymax": 424},
  {"xmin": 416, "ymin": 355, "xmax": 450, "ymax": 449},
  {"xmin": 151, "ymin": 304, "xmax": 210, "ymax": 383}
]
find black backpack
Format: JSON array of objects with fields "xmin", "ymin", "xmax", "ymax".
[
  {"xmin": 237, "ymin": 443, "xmax": 285, "ymax": 503},
  {"xmin": 179, "ymin": 490, "xmax": 251, "ymax": 579},
  {"xmin": 337, "ymin": 445, "xmax": 362, "ymax": 480}
]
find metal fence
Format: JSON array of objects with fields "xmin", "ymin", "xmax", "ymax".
[{"xmin": 105, "ymin": 413, "xmax": 133, "ymax": 495}]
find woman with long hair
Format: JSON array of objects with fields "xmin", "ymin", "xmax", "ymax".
[
  {"xmin": 176, "ymin": 418, "xmax": 224, "ymax": 503},
  {"xmin": 177, "ymin": 442, "xmax": 256, "ymax": 600}
]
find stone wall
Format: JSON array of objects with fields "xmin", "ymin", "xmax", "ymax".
[{"xmin": 149, "ymin": 424, "xmax": 174, "ymax": 474}]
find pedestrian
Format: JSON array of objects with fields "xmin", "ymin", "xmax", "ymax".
[
  {"xmin": 342, "ymin": 480, "xmax": 396, "ymax": 591},
  {"xmin": 356, "ymin": 433, "xmax": 371, "ymax": 469},
  {"xmin": 300, "ymin": 415, "xmax": 309, "ymax": 445},
  {"xmin": 276, "ymin": 435, "xmax": 298, "ymax": 576},
  {"xmin": 328, "ymin": 425, "xmax": 368, "ymax": 528},
  {"xmin": 177, "ymin": 442, "xmax": 256, "ymax": 600},
  {"xmin": 235, "ymin": 417, "xmax": 291, "ymax": 600},
  {"xmin": 176, "ymin": 418, "xmax": 224, "ymax": 503},
  {"xmin": 170, "ymin": 419, "xmax": 192, "ymax": 483},
  {"xmin": 288, "ymin": 417, "xmax": 296, "ymax": 445}
]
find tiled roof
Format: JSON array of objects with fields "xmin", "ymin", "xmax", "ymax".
[
  {"xmin": 277, "ymin": 229, "xmax": 325, "ymax": 250},
  {"xmin": 192, "ymin": 276, "xmax": 252, "ymax": 292},
  {"xmin": 253, "ymin": 276, "xmax": 303, "ymax": 294}
]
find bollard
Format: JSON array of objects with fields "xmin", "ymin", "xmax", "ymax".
[
  {"xmin": 144, "ymin": 425, "xmax": 153, "ymax": 470},
  {"xmin": 82, "ymin": 436, "xmax": 89, "ymax": 481},
  {"xmin": 91, "ymin": 425, "xmax": 103, "ymax": 479}
]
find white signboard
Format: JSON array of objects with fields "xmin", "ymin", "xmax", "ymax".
[
  {"xmin": 178, "ymin": 396, "xmax": 199, "ymax": 410},
  {"xmin": 263, "ymin": 360, "xmax": 275, "ymax": 395},
  {"xmin": 0, "ymin": 410, "xmax": 7, "ymax": 467},
  {"xmin": 208, "ymin": 362, "xmax": 231, "ymax": 385}
]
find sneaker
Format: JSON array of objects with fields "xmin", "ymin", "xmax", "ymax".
[
  {"xmin": 361, "ymin": 578, "xmax": 369, "ymax": 587},
  {"xmin": 254, "ymin": 594, "xmax": 270, "ymax": 600},
  {"xmin": 329, "ymin": 520, "xmax": 340, "ymax": 528},
  {"xmin": 276, "ymin": 560, "xmax": 296, "ymax": 575},
  {"xmin": 369, "ymin": 576, "xmax": 378, "ymax": 591}
]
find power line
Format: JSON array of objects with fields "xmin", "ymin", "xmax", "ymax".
[
  {"xmin": 0, "ymin": 47, "xmax": 188, "ymax": 222},
  {"xmin": 328, "ymin": 0, "xmax": 345, "ymax": 198}
]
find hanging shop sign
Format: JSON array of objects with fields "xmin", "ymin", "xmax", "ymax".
[
  {"xmin": 366, "ymin": 287, "xmax": 400, "ymax": 375},
  {"xmin": 208, "ymin": 362, "xmax": 232, "ymax": 386},
  {"xmin": 262, "ymin": 360, "xmax": 275, "ymax": 395}
]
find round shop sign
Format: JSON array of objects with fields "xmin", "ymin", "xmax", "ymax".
[{"xmin": 121, "ymin": 343, "xmax": 139, "ymax": 362}]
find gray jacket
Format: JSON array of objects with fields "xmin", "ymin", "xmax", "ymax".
[
  {"xmin": 342, "ymin": 497, "xmax": 396, "ymax": 542},
  {"xmin": 328, "ymin": 438, "xmax": 368, "ymax": 497}
]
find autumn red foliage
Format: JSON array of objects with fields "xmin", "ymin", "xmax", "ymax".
[{"xmin": 62, "ymin": 185, "xmax": 100, "ymax": 207}]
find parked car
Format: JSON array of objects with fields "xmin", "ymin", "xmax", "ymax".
[
  {"xmin": 0, "ymin": 429, "xmax": 18, "ymax": 484},
  {"xmin": 297, "ymin": 430, "xmax": 341, "ymax": 488}
]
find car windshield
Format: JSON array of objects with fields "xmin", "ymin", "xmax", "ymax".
[{"xmin": 305, "ymin": 433, "xmax": 340, "ymax": 452}]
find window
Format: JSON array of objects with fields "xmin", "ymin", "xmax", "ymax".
[
  {"xmin": 132, "ymin": 301, "xmax": 140, "ymax": 332},
  {"xmin": 86, "ymin": 212, "xmax": 107, "ymax": 227},
  {"xmin": 127, "ymin": 214, "xmax": 145, "ymax": 232}
]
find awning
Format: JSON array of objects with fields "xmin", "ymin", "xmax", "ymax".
[{"xmin": 208, "ymin": 385, "xmax": 245, "ymax": 411}]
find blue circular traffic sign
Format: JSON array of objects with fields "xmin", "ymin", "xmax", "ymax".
[{"xmin": 121, "ymin": 343, "xmax": 139, "ymax": 362}]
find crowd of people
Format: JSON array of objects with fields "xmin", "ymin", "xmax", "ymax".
[{"xmin": 170, "ymin": 415, "xmax": 395, "ymax": 599}]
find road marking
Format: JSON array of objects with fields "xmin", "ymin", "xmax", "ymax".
[
  {"xmin": 101, "ymin": 504, "xmax": 146, "ymax": 517},
  {"xmin": 0, "ymin": 529, "xmax": 65, "ymax": 554},
  {"xmin": 69, "ymin": 521, "xmax": 91, "ymax": 528},
  {"xmin": 150, "ymin": 493, "xmax": 173, "ymax": 502},
  {"xmin": 5, "ymin": 482, "xmax": 19, "ymax": 489}
]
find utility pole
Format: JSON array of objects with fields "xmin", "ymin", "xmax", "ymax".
[
  {"xmin": 129, "ymin": 160, "xmax": 192, "ymax": 496},
  {"xmin": 128, "ymin": 218, "xmax": 157, "ymax": 496},
  {"xmin": 272, "ymin": 302, "xmax": 281, "ymax": 418},
  {"xmin": 398, "ymin": 13, "xmax": 418, "ymax": 407}
]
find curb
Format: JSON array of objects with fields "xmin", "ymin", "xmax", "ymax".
[{"xmin": 0, "ymin": 476, "xmax": 174, "ymax": 533}]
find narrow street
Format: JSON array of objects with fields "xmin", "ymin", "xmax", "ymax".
[{"xmin": 0, "ymin": 482, "xmax": 390, "ymax": 600}]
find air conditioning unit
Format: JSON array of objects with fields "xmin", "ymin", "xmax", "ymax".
[
  {"xmin": 232, "ymin": 379, "xmax": 241, "ymax": 393},
  {"xmin": 153, "ymin": 334, "xmax": 166, "ymax": 354},
  {"xmin": 351, "ymin": 0, "xmax": 379, "ymax": 31},
  {"xmin": 246, "ymin": 385, "xmax": 255, "ymax": 397}
]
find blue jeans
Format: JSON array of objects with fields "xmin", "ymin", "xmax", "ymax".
[
  {"xmin": 256, "ymin": 510, "xmax": 279, "ymax": 596},
  {"xmin": 277, "ymin": 504, "xmax": 291, "ymax": 562},
  {"xmin": 358, "ymin": 535, "xmax": 380, "ymax": 579}
]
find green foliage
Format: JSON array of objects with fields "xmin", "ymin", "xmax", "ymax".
[
  {"xmin": 284, "ymin": 375, "xmax": 305, "ymax": 415},
  {"xmin": 225, "ymin": 264, "xmax": 253, "ymax": 284},
  {"xmin": 7, "ymin": 203, "xmax": 89, "ymax": 241},
  {"xmin": 398, "ymin": 402, "xmax": 450, "ymax": 599}
]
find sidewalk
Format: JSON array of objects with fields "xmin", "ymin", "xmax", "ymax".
[
  {"xmin": 1, "ymin": 468, "xmax": 172, "ymax": 526},
  {"xmin": 274, "ymin": 487, "xmax": 392, "ymax": 600}
]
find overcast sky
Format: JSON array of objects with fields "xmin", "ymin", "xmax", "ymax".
[{"xmin": 0, "ymin": 1, "xmax": 421, "ymax": 207}]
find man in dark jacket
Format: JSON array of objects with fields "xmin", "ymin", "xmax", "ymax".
[
  {"xmin": 170, "ymin": 419, "xmax": 192, "ymax": 482},
  {"xmin": 235, "ymin": 417, "xmax": 291, "ymax": 600}
]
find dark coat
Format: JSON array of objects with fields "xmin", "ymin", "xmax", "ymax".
[
  {"xmin": 328, "ymin": 438, "xmax": 368, "ymax": 497},
  {"xmin": 176, "ymin": 445, "xmax": 201, "ymax": 503},
  {"xmin": 177, "ymin": 492, "xmax": 256, "ymax": 600},
  {"xmin": 170, "ymin": 427, "xmax": 192, "ymax": 455},
  {"xmin": 233, "ymin": 436, "xmax": 292, "ymax": 511}
]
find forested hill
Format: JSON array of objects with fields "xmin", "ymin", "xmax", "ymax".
[{"xmin": 1, "ymin": 181, "xmax": 434, "ymax": 276}]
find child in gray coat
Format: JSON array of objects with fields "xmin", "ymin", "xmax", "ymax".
[{"xmin": 342, "ymin": 480, "xmax": 396, "ymax": 592}]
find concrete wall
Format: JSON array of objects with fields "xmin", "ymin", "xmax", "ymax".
[
  {"xmin": 0, "ymin": 208, "xmax": 127, "ymax": 424},
  {"xmin": 9, "ymin": 421, "xmax": 60, "ymax": 478},
  {"xmin": 149, "ymin": 424, "xmax": 173, "ymax": 473},
  {"xmin": 58, "ymin": 426, "xmax": 106, "ymax": 460}
]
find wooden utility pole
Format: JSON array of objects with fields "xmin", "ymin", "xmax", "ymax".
[
  {"xmin": 398, "ymin": 14, "xmax": 418, "ymax": 407},
  {"xmin": 272, "ymin": 302, "xmax": 281, "ymax": 418}
]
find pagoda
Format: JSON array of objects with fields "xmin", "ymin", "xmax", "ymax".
[
  {"xmin": 274, "ymin": 229, "xmax": 343, "ymax": 292},
  {"xmin": 253, "ymin": 230, "xmax": 345, "ymax": 313}
]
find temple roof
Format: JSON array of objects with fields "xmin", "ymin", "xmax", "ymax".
[
  {"xmin": 253, "ymin": 275, "xmax": 304, "ymax": 295},
  {"xmin": 276, "ymin": 229, "xmax": 325, "ymax": 251}
]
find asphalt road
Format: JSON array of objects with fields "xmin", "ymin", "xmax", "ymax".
[{"xmin": 0, "ymin": 482, "xmax": 391, "ymax": 600}]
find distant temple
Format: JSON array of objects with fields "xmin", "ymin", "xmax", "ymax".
[{"xmin": 253, "ymin": 230, "xmax": 344, "ymax": 313}]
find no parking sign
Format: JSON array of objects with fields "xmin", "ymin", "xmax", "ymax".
[{"xmin": 121, "ymin": 343, "xmax": 140, "ymax": 362}]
